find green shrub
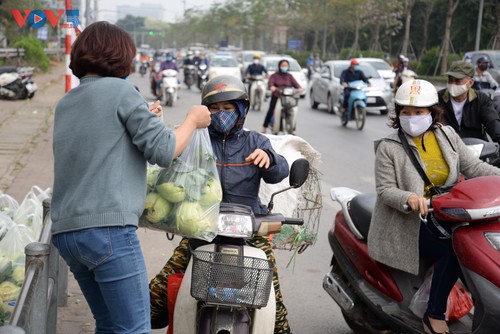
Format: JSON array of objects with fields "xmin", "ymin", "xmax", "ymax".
[
  {"xmin": 419, "ymin": 47, "xmax": 461, "ymax": 76},
  {"xmin": 12, "ymin": 37, "xmax": 50, "ymax": 72}
]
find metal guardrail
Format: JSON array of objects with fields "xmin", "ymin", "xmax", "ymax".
[
  {"xmin": 0, "ymin": 48, "xmax": 65, "ymax": 59},
  {"xmin": 0, "ymin": 200, "xmax": 68, "ymax": 334},
  {"xmin": 0, "ymin": 48, "xmax": 25, "ymax": 59}
]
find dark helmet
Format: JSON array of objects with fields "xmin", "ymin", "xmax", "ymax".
[
  {"xmin": 201, "ymin": 75, "xmax": 250, "ymax": 119},
  {"xmin": 477, "ymin": 56, "xmax": 490, "ymax": 63}
]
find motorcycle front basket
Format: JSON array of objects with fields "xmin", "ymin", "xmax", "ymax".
[
  {"xmin": 280, "ymin": 95, "xmax": 298, "ymax": 108},
  {"xmin": 190, "ymin": 250, "xmax": 274, "ymax": 308}
]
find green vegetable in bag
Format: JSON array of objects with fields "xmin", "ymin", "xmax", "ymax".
[
  {"xmin": 156, "ymin": 182, "xmax": 186, "ymax": 203},
  {"xmin": 144, "ymin": 193, "xmax": 171, "ymax": 224},
  {"xmin": 0, "ymin": 281, "xmax": 20, "ymax": 301},
  {"xmin": 176, "ymin": 201, "xmax": 204, "ymax": 235},
  {"xmin": 199, "ymin": 178, "xmax": 223, "ymax": 208}
]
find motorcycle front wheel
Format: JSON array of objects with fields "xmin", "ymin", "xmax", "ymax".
[
  {"xmin": 354, "ymin": 105, "xmax": 366, "ymax": 130},
  {"xmin": 272, "ymin": 103, "xmax": 282, "ymax": 135}
]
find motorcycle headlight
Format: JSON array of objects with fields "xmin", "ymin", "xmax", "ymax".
[
  {"xmin": 217, "ymin": 213, "xmax": 253, "ymax": 238},
  {"xmin": 485, "ymin": 232, "xmax": 500, "ymax": 251}
]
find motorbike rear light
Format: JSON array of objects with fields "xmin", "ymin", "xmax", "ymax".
[
  {"xmin": 217, "ymin": 213, "xmax": 253, "ymax": 238},
  {"xmin": 485, "ymin": 232, "xmax": 500, "ymax": 251},
  {"xmin": 440, "ymin": 208, "xmax": 471, "ymax": 220}
]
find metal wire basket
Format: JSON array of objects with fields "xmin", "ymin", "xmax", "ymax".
[
  {"xmin": 280, "ymin": 95, "xmax": 299, "ymax": 108},
  {"xmin": 190, "ymin": 250, "xmax": 274, "ymax": 308}
]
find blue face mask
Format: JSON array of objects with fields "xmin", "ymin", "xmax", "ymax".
[
  {"xmin": 354, "ymin": 65, "xmax": 360, "ymax": 71},
  {"xmin": 279, "ymin": 67, "xmax": 289, "ymax": 73},
  {"xmin": 166, "ymin": 56, "xmax": 173, "ymax": 61},
  {"xmin": 211, "ymin": 110, "xmax": 239, "ymax": 134}
]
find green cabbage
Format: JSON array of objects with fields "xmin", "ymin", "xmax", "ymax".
[
  {"xmin": 146, "ymin": 167, "xmax": 161, "ymax": 193},
  {"xmin": 0, "ymin": 281, "xmax": 20, "ymax": 301},
  {"xmin": 11, "ymin": 266, "xmax": 25, "ymax": 286},
  {"xmin": 144, "ymin": 192, "xmax": 171, "ymax": 224},
  {"xmin": 199, "ymin": 178, "xmax": 222, "ymax": 208},
  {"xmin": 176, "ymin": 201, "xmax": 205, "ymax": 235},
  {"xmin": 156, "ymin": 182, "xmax": 186, "ymax": 203}
]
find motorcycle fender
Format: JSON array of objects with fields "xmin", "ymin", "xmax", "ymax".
[
  {"xmin": 354, "ymin": 100, "xmax": 366, "ymax": 108},
  {"xmin": 173, "ymin": 244, "xmax": 275, "ymax": 334},
  {"xmin": 26, "ymin": 83, "xmax": 37, "ymax": 93}
]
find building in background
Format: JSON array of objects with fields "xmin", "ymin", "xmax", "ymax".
[{"xmin": 117, "ymin": 3, "xmax": 164, "ymax": 21}]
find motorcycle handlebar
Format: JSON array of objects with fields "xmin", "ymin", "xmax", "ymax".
[{"xmin": 283, "ymin": 217, "xmax": 304, "ymax": 225}]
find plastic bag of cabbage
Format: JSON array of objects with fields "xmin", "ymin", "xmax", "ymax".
[{"xmin": 140, "ymin": 128, "xmax": 222, "ymax": 242}]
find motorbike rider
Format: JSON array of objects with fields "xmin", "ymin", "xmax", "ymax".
[
  {"xmin": 150, "ymin": 75, "xmax": 293, "ymax": 334},
  {"xmin": 183, "ymin": 51, "xmax": 195, "ymax": 85},
  {"xmin": 152, "ymin": 52, "xmax": 179, "ymax": 98},
  {"xmin": 393, "ymin": 55, "xmax": 411, "ymax": 92},
  {"xmin": 339, "ymin": 59, "xmax": 370, "ymax": 114},
  {"xmin": 368, "ymin": 79, "xmax": 500, "ymax": 334},
  {"xmin": 438, "ymin": 60, "xmax": 500, "ymax": 143},
  {"xmin": 473, "ymin": 56, "xmax": 498, "ymax": 91},
  {"xmin": 262, "ymin": 59, "xmax": 304, "ymax": 134},
  {"xmin": 245, "ymin": 53, "xmax": 268, "ymax": 103},
  {"xmin": 306, "ymin": 53, "xmax": 323, "ymax": 80}
]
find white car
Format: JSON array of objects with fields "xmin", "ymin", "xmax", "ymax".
[
  {"xmin": 208, "ymin": 56, "xmax": 242, "ymax": 81},
  {"xmin": 354, "ymin": 57, "xmax": 395, "ymax": 88},
  {"xmin": 262, "ymin": 55, "xmax": 307, "ymax": 98}
]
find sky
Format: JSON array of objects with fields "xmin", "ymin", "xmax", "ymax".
[{"xmin": 86, "ymin": 0, "xmax": 222, "ymax": 24}]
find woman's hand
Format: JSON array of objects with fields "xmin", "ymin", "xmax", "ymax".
[
  {"xmin": 246, "ymin": 149, "xmax": 270, "ymax": 169},
  {"xmin": 149, "ymin": 100, "xmax": 163, "ymax": 118},
  {"xmin": 406, "ymin": 194, "xmax": 428, "ymax": 216}
]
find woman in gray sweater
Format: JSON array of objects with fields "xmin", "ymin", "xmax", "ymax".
[
  {"xmin": 367, "ymin": 79, "xmax": 500, "ymax": 334},
  {"xmin": 51, "ymin": 21, "xmax": 211, "ymax": 333}
]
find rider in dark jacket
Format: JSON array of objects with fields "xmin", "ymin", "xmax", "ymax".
[
  {"xmin": 150, "ymin": 75, "xmax": 292, "ymax": 333},
  {"xmin": 438, "ymin": 60, "xmax": 500, "ymax": 143}
]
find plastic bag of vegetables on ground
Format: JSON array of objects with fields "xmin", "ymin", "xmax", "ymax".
[
  {"xmin": 140, "ymin": 128, "xmax": 222, "ymax": 242},
  {"xmin": 0, "ymin": 186, "xmax": 51, "ymax": 324}
]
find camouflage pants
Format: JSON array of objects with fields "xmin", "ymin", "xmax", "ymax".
[{"xmin": 149, "ymin": 237, "xmax": 291, "ymax": 333}]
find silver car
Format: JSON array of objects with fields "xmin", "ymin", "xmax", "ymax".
[{"xmin": 309, "ymin": 60, "xmax": 394, "ymax": 115}]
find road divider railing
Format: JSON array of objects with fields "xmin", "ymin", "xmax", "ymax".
[{"xmin": 0, "ymin": 200, "xmax": 68, "ymax": 334}]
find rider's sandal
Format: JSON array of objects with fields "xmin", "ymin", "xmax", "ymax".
[{"xmin": 422, "ymin": 313, "xmax": 450, "ymax": 334}]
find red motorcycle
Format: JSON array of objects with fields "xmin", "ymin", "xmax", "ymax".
[{"xmin": 323, "ymin": 165, "xmax": 500, "ymax": 332}]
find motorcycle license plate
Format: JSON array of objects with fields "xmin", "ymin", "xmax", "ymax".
[{"xmin": 367, "ymin": 97, "xmax": 376, "ymax": 104}]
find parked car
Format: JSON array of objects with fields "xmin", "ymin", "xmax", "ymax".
[
  {"xmin": 463, "ymin": 50, "xmax": 500, "ymax": 83},
  {"xmin": 208, "ymin": 55, "xmax": 242, "ymax": 80},
  {"xmin": 262, "ymin": 55, "xmax": 308, "ymax": 98},
  {"xmin": 309, "ymin": 60, "xmax": 394, "ymax": 115},
  {"xmin": 237, "ymin": 50, "xmax": 266, "ymax": 78},
  {"xmin": 354, "ymin": 57, "xmax": 395, "ymax": 88}
]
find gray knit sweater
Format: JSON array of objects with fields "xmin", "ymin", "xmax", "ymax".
[{"xmin": 51, "ymin": 76, "xmax": 175, "ymax": 234}]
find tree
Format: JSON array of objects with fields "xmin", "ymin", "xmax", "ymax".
[
  {"xmin": 440, "ymin": 0, "xmax": 460, "ymax": 75},
  {"xmin": 401, "ymin": 0, "xmax": 416, "ymax": 56}
]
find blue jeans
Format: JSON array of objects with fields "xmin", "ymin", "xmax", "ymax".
[{"xmin": 52, "ymin": 226, "xmax": 150, "ymax": 334}]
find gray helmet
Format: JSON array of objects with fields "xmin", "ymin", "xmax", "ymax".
[{"xmin": 201, "ymin": 75, "xmax": 249, "ymax": 115}]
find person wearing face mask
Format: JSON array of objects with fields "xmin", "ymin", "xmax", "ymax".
[
  {"xmin": 245, "ymin": 53, "xmax": 268, "ymax": 103},
  {"xmin": 150, "ymin": 75, "xmax": 294, "ymax": 334},
  {"xmin": 368, "ymin": 79, "xmax": 500, "ymax": 334},
  {"xmin": 473, "ymin": 56, "xmax": 498, "ymax": 91},
  {"xmin": 262, "ymin": 59, "xmax": 304, "ymax": 133},
  {"xmin": 438, "ymin": 60, "xmax": 500, "ymax": 143},
  {"xmin": 339, "ymin": 59, "xmax": 370, "ymax": 114}
]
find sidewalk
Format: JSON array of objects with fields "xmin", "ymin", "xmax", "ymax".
[{"xmin": 0, "ymin": 62, "xmax": 176, "ymax": 333}]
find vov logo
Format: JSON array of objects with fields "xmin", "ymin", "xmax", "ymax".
[{"xmin": 11, "ymin": 9, "xmax": 79, "ymax": 29}]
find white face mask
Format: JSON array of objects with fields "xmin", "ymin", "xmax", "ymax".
[
  {"xmin": 253, "ymin": 59, "xmax": 260, "ymax": 64},
  {"xmin": 447, "ymin": 83, "xmax": 469, "ymax": 97},
  {"xmin": 400, "ymin": 114, "xmax": 433, "ymax": 137}
]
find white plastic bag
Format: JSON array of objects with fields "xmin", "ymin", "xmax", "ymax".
[
  {"xmin": 140, "ymin": 129, "xmax": 222, "ymax": 241},
  {"xmin": 0, "ymin": 192, "xmax": 19, "ymax": 219},
  {"xmin": 13, "ymin": 186, "xmax": 51, "ymax": 241},
  {"xmin": 409, "ymin": 268, "xmax": 433, "ymax": 318}
]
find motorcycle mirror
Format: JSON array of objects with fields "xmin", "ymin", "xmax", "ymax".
[
  {"xmin": 289, "ymin": 158, "xmax": 309, "ymax": 188},
  {"xmin": 267, "ymin": 158, "xmax": 309, "ymax": 213}
]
